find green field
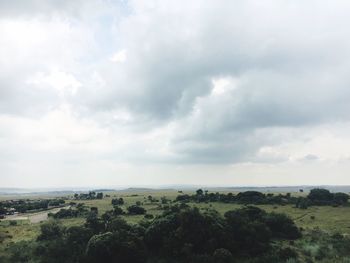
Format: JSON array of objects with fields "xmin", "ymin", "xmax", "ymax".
[{"xmin": 1, "ymin": 190, "xmax": 350, "ymax": 261}]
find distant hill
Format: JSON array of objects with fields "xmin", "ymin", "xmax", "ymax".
[
  {"xmin": 1, "ymin": 185, "xmax": 350, "ymax": 196},
  {"xmin": 115, "ymin": 187, "xmax": 177, "ymax": 193}
]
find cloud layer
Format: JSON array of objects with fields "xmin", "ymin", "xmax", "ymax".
[{"xmin": 1, "ymin": 0, "xmax": 350, "ymax": 187}]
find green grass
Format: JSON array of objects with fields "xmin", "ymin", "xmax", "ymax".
[
  {"xmin": 68, "ymin": 191, "xmax": 350, "ymax": 234},
  {"xmin": 0, "ymin": 221, "xmax": 40, "ymax": 258},
  {"xmin": 2, "ymin": 190, "xmax": 350, "ymax": 258}
]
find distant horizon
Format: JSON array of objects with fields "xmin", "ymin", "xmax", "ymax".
[{"xmin": 2, "ymin": 184, "xmax": 350, "ymax": 193}]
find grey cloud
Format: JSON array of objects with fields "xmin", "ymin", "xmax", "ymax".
[
  {"xmin": 71, "ymin": 1, "xmax": 350, "ymax": 164},
  {"xmin": 86, "ymin": 0, "xmax": 350, "ymax": 123},
  {"xmin": 3, "ymin": 0, "xmax": 350, "ymax": 166}
]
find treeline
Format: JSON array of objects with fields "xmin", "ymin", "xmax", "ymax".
[
  {"xmin": 73, "ymin": 191, "xmax": 103, "ymax": 200},
  {"xmin": 3, "ymin": 205, "xmax": 301, "ymax": 263},
  {"xmin": 47, "ymin": 199, "xmax": 148, "ymax": 220},
  {"xmin": 176, "ymin": 188, "xmax": 349, "ymax": 208},
  {"xmin": 0, "ymin": 199, "xmax": 65, "ymax": 215},
  {"xmin": 49, "ymin": 203, "xmax": 90, "ymax": 219}
]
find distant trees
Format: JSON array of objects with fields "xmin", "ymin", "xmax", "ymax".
[
  {"xmin": 175, "ymin": 194, "xmax": 191, "ymax": 202},
  {"xmin": 196, "ymin": 189, "xmax": 204, "ymax": 196},
  {"xmin": 236, "ymin": 191, "xmax": 266, "ymax": 204},
  {"xmin": 307, "ymin": 189, "xmax": 334, "ymax": 205},
  {"xmin": 307, "ymin": 189, "xmax": 349, "ymax": 206},
  {"xmin": 74, "ymin": 192, "xmax": 104, "ymax": 200},
  {"xmin": 52, "ymin": 208, "xmax": 79, "ymax": 219},
  {"xmin": 111, "ymin": 198, "xmax": 124, "ymax": 206},
  {"xmin": 0, "ymin": 199, "xmax": 65, "ymax": 214},
  {"xmin": 174, "ymin": 188, "xmax": 349, "ymax": 208}
]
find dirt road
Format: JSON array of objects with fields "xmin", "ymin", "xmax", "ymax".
[{"xmin": 3, "ymin": 206, "xmax": 69, "ymax": 223}]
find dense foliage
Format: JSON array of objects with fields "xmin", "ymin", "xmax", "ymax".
[
  {"xmin": 175, "ymin": 188, "xmax": 349, "ymax": 208},
  {"xmin": 73, "ymin": 192, "xmax": 103, "ymax": 200},
  {"xmin": 2, "ymin": 205, "xmax": 301, "ymax": 263}
]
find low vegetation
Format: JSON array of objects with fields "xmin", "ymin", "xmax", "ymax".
[
  {"xmin": 1, "ymin": 205, "xmax": 301, "ymax": 263},
  {"xmin": 1, "ymin": 188, "xmax": 350, "ymax": 262},
  {"xmin": 175, "ymin": 188, "xmax": 349, "ymax": 209}
]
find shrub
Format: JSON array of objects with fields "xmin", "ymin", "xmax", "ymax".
[
  {"xmin": 264, "ymin": 212, "xmax": 301, "ymax": 239},
  {"xmin": 127, "ymin": 205, "xmax": 146, "ymax": 215}
]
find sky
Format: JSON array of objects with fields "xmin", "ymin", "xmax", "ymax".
[{"xmin": 1, "ymin": 0, "xmax": 350, "ymax": 188}]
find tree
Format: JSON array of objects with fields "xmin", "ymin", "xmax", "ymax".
[
  {"xmin": 85, "ymin": 212, "xmax": 104, "ymax": 234},
  {"xmin": 236, "ymin": 191, "xmax": 265, "ymax": 204},
  {"xmin": 112, "ymin": 197, "xmax": 124, "ymax": 206},
  {"xmin": 86, "ymin": 231, "xmax": 146, "ymax": 263},
  {"xmin": 296, "ymin": 197, "xmax": 310, "ymax": 209},
  {"xmin": 264, "ymin": 212, "xmax": 301, "ymax": 239},
  {"xmin": 127, "ymin": 205, "xmax": 146, "ymax": 215},
  {"xmin": 307, "ymin": 189, "xmax": 333, "ymax": 205},
  {"xmin": 196, "ymin": 189, "xmax": 204, "ymax": 196},
  {"xmin": 37, "ymin": 221, "xmax": 64, "ymax": 241},
  {"xmin": 333, "ymin": 192, "xmax": 349, "ymax": 205},
  {"xmin": 96, "ymin": 193, "xmax": 103, "ymax": 199},
  {"xmin": 113, "ymin": 206, "xmax": 124, "ymax": 215}
]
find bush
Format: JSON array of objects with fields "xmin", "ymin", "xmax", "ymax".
[
  {"xmin": 53, "ymin": 208, "xmax": 79, "ymax": 219},
  {"xmin": 86, "ymin": 231, "xmax": 146, "ymax": 263},
  {"xmin": 37, "ymin": 221, "xmax": 64, "ymax": 241},
  {"xmin": 264, "ymin": 212, "xmax": 301, "ymax": 239},
  {"xmin": 113, "ymin": 206, "xmax": 124, "ymax": 215},
  {"xmin": 112, "ymin": 198, "xmax": 124, "ymax": 206},
  {"xmin": 127, "ymin": 205, "xmax": 146, "ymax": 215}
]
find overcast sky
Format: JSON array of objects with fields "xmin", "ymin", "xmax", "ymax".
[{"xmin": 1, "ymin": 0, "xmax": 350, "ymax": 188}]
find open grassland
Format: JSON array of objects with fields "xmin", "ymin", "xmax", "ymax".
[
  {"xmin": 71, "ymin": 190, "xmax": 350, "ymax": 234},
  {"xmin": 1, "ymin": 189, "xmax": 350, "ymax": 259}
]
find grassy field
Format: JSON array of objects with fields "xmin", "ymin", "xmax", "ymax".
[
  {"xmin": 70, "ymin": 190, "xmax": 350, "ymax": 234},
  {"xmin": 1, "ymin": 190, "xmax": 350, "ymax": 259}
]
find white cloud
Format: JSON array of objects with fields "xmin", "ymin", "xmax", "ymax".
[
  {"xmin": 110, "ymin": 49, "xmax": 127, "ymax": 63},
  {"xmin": 28, "ymin": 70, "xmax": 82, "ymax": 96},
  {"xmin": 211, "ymin": 77, "xmax": 237, "ymax": 96}
]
